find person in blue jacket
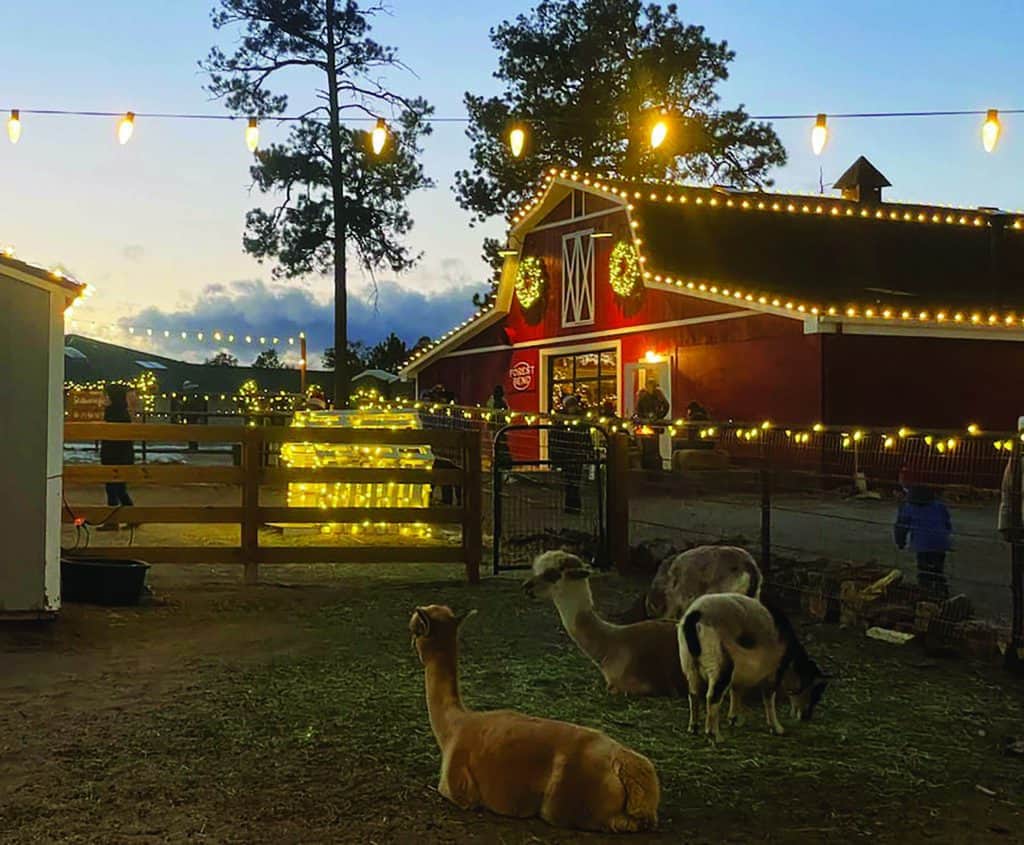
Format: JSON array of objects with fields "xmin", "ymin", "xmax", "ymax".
[{"xmin": 894, "ymin": 484, "xmax": 952, "ymax": 599}]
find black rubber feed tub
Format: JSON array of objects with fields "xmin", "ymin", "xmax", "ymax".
[{"xmin": 61, "ymin": 557, "xmax": 150, "ymax": 606}]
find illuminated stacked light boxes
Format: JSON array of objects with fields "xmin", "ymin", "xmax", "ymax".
[{"xmin": 281, "ymin": 408, "xmax": 435, "ymax": 537}]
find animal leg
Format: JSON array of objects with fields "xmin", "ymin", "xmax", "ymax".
[
  {"xmin": 727, "ymin": 689, "xmax": 746, "ymax": 727},
  {"xmin": 705, "ymin": 653, "xmax": 734, "ymax": 742},
  {"xmin": 686, "ymin": 691, "xmax": 701, "ymax": 734},
  {"xmin": 439, "ymin": 762, "xmax": 480, "ymax": 810},
  {"xmin": 762, "ymin": 687, "xmax": 786, "ymax": 736}
]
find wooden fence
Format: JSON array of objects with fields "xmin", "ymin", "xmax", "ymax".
[{"xmin": 62, "ymin": 422, "xmax": 482, "ymax": 584}]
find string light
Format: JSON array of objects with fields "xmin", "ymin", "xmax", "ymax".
[
  {"xmin": 508, "ymin": 124, "xmax": 526, "ymax": 158},
  {"xmin": 811, "ymin": 113, "xmax": 828, "ymax": 156},
  {"xmin": 245, "ymin": 117, "xmax": 259, "ymax": 152},
  {"xmin": 7, "ymin": 109, "xmax": 21, "ymax": 144},
  {"xmin": 982, "ymin": 109, "xmax": 1001, "ymax": 153},
  {"xmin": 650, "ymin": 114, "xmax": 669, "ymax": 150},
  {"xmin": 371, "ymin": 118, "xmax": 388, "ymax": 155},
  {"xmin": 118, "ymin": 112, "xmax": 135, "ymax": 145}
]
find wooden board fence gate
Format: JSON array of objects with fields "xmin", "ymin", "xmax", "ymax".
[{"xmin": 62, "ymin": 422, "xmax": 483, "ymax": 584}]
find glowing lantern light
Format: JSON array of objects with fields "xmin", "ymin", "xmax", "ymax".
[
  {"xmin": 245, "ymin": 117, "xmax": 259, "ymax": 152},
  {"xmin": 7, "ymin": 109, "xmax": 21, "ymax": 144},
  {"xmin": 811, "ymin": 113, "xmax": 828, "ymax": 156},
  {"xmin": 650, "ymin": 118, "xmax": 668, "ymax": 150},
  {"xmin": 982, "ymin": 109, "xmax": 1001, "ymax": 153},
  {"xmin": 118, "ymin": 112, "xmax": 135, "ymax": 145},
  {"xmin": 508, "ymin": 125, "xmax": 526, "ymax": 158},
  {"xmin": 371, "ymin": 118, "xmax": 388, "ymax": 155}
]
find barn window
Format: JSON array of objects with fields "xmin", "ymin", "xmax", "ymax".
[
  {"xmin": 561, "ymin": 230, "xmax": 595, "ymax": 327},
  {"xmin": 549, "ymin": 348, "xmax": 618, "ymax": 413}
]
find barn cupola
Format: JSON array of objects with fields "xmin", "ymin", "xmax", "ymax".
[{"xmin": 833, "ymin": 156, "xmax": 891, "ymax": 203}]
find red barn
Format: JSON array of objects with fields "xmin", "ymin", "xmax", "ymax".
[{"xmin": 402, "ymin": 159, "xmax": 1024, "ymax": 430}]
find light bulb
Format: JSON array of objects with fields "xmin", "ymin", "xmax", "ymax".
[
  {"xmin": 118, "ymin": 112, "xmax": 135, "ymax": 145},
  {"xmin": 982, "ymin": 109, "xmax": 1000, "ymax": 153},
  {"xmin": 811, "ymin": 113, "xmax": 828, "ymax": 156},
  {"xmin": 7, "ymin": 110, "xmax": 21, "ymax": 144},
  {"xmin": 246, "ymin": 117, "xmax": 259, "ymax": 152},
  {"xmin": 509, "ymin": 125, "xmax": 526, "ymax": 158},
  {"xmin": 650, "ymin": 118, "xmax": 668, "ymax": 150},
  {"xmin": 371, "ymin": 118, "xmax": 387, "ymax": 155}
]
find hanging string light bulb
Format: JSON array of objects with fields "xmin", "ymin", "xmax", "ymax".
[
  {"xmin": 7, "ymin": 110, "xmax": 21, "ymax": 144},
  {"xmin": 650, "ymin": 113, "xmax": 669, "ymax": 150},
  {"xmin": 508, "ymin": 124, "xmax": 526, "ymax": 158},
  {"xmin": 982, "ymin": 109, "xmax": 1001, "ymax": 153},
  {"xmin": 118, "ymin": 112, "xmax": 135, "ymax": 145},
  {"xmin": 371, "ymin": 118, "xmax": 388, "ymax": 155},
  {"xmin": 811, "ymin": 113, "xmax": 828, "ymax": 155},
  {"xmin": 245, "ymin": 117, "xmax": 259, "ymax": 152}
]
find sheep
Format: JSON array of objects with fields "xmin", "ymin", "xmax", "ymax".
[
  {"xmin": 409, "ymin": 604, "xmax": 660, "ymax": 833},
  {"xmin": 522, "ymin": 551, "xmax": 686, "ymax": 697},
  {"xmin": 678, "ymin": 593, "xmax": 828, "ymax": 741},
  {"xmin": 645, "ymin": 545, "xmax": 763, "ymax": 621}
]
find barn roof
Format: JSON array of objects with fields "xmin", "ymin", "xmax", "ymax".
[{"xmin": 402, "ymin": 166, "xmax": 1024, "ymax": 376}]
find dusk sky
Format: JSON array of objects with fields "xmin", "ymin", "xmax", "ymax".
[{"xmin": 5, "ymin": 0, "xmax": 1023, "ymax": 363}]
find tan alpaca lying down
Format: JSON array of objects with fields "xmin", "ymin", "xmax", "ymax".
[{"xmin": 410, "ymin": 604, "xmax": 660, "ymax": 833}]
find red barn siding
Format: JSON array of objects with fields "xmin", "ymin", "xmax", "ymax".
[{"xmin": 823, "ymin": 334, "xmax": 1024, "ymax": 429}]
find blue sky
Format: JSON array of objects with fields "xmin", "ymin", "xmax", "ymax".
[{"xmin": 4, "ymin": 0, "xmax": 1022, "ymax": 363}]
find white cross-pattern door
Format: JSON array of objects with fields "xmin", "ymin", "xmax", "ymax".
[{"xmin": 561, "ymin": 230, "xmax": 595, "ymax": 327}]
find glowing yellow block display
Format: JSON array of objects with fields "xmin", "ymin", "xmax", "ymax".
[{"xmin": 281, "ymin": 409, "xmax": 436, "ymax": 536}]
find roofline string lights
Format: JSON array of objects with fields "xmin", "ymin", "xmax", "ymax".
[{"xmin": 403, "ymin": 166, "xmax": 1024, "ymax": 373}]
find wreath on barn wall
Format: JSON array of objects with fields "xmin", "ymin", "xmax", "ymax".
[
  {"xmin": 609, "ymin": 241, "xmax": 642, "ymax": 298},
  {"xmin": 515, "ymin": 256, "xmax": 546, "ymax": 309}
]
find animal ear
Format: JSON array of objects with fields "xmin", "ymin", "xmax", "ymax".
[
  {"xmin": 455, "ymin": 609, "xmax": 478, "ymax": 629},
  {"xmin": 412, "ymin": 607, "xmax": 431, "ymax": 637},
  {"xmin": 564, "ymin": 567, "xmax": 592, "ymax": 580}
]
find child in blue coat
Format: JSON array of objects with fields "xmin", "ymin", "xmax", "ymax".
[{"xmin": 894, "ymin": 485, "xmax": 952, "ymax": 599}]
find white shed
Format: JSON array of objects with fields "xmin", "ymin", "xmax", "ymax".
[{"xmin": 0, "ymin": 254, "xmax": 83, "ymax": 618}]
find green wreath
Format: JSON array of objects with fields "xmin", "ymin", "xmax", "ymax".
[
  {"xmin": 609, "ymin": 241, "xmax": 642, "ymax": 298},
  {"xmin": 515, "ymin": 256, "xmax": 546, "ymax": 309}
]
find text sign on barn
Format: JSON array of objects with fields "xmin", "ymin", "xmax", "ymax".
[{"xmin": 509, "ymin": 361, "xmax": 535, "ymax": 392}]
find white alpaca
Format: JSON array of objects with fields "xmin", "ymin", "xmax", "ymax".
[
  {"xmin": 679, "ymin": 593, "xmax": 828, "ymax": 741},
  {"xmin": 646, "ymin": 546, "xmax": 762, "ymax": 621},
  {"xmin": 524, "ymin": 551, "xmax": 686, "ymax": 697}
]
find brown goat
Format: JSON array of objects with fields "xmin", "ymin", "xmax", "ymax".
[{"xmin": 410, "ymin": 604, "xmax": 660, "ymax": 833}]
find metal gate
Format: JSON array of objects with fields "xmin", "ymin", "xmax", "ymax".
[{"xmin": 492, "ymin": 423, "xmax": 609, "ymax": 572}]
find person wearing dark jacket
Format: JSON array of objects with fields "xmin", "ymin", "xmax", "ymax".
[
  {"xmin": 894, "ymin": 484, "xmax": 952, "ymax": 599},
  {"xmin": 550, "ymin": 394, "xmax": 590, "ymax": 514},
  {"xmin": 100, "ymin": 384, "xmax": 135, "ymax": 523}
]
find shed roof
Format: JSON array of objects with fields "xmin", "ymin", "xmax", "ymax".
[{"xmin": 0, "ymin": 252, "xmax": 85, "ymax": 297}]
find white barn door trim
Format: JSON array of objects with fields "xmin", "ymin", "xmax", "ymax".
[{"xmin": 561, "ymin": 229, "xmax": 595, "ymax": 328}]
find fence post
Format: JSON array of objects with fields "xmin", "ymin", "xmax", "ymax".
[
  {"xmin": 760, "ymin": 465, "xmax": 772, "ymax": 576},
  {"xmin": 492, "ymin": 430, "xmax": 503, "ymax": 576},
  {"xmin": 1008, "ymin": 436, "xmax": 1024, "ymax": 674},
  {"xmin": 606, "ymin": 433, "xmax": 630, "ymax": 574},
  {"xmin": 241, "ymin": 429, "xmax": 260, "ymax": 586},
  {"xmin": 463, "ymin": 430, "xmax": 482, "ymax": 585}
]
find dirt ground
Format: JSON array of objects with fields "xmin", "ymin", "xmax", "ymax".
[{"xmin": 2, "ymin": 563, "xmax": 1023, "ymax": 845}]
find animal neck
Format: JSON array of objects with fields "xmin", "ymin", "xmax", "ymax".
[
  {"xmin": 554, "ymin": 583, "xmax": 613, "ymax": 660},
  {"xmin": 422, "ymin": 644, "xmax": 465, "ymax": 748}
]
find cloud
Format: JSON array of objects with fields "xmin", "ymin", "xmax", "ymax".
[
  {"xmin": 122, "ymin": 277, "xmax": 486, "ymax": 365},
  {"xmin": 122, "ymin": 244, "xmax": 145, "ymax": 262}
]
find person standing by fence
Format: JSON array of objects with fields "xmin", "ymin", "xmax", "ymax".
[
  {"xmin": 98, "ymin": 383, "xmax": 135, "ymax": 530},
  {"xmin": 550, "ymin": 394, "xmax": 589, "ymax": 514},
  {"xmin": 486, "ymin": 385, "xmax": 512, "ymax": 470},
  {"xmin": 894, "ymin": 484, "xmax": 952, "ymax": 599}
]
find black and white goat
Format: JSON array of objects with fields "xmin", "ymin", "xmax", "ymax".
[{"xmin": 678, "ymin": 594, "xmax": 828, "ymax": 741}]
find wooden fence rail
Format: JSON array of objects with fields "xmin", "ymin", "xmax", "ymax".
[{"xmin": 63, "ymin": 422, "xmax": 483, "ymax": 584}]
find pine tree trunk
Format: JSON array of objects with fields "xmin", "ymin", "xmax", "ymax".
[{"xmin": 326, "ymin": 0, "xmax": 348, "ymax": 408}]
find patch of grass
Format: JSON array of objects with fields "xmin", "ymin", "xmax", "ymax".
[{"xmin": 6, "ymin": 567, "xmax": 1024, "ymax": 843}]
